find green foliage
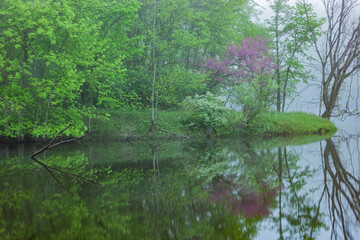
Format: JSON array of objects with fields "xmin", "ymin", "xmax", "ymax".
[
  {"xmin": 124, "ymin": 0, "xmax": 253, "ymax": 107},
  {"xmin": 180, "ymin": 92, "xmax": 248, "ymax": 136},
  {"xmin": 0, "ymin": 0, "xmax": 140, "ymax": 139},
  {"xmin": 230, "ymin": 75, "xmax": 277, "ymax": 123},
  {"xmin": 181, "ymin": 92, "xmax": 229, "ymax": 134},
  {"xmin": 266, "ymin": 0, "xmax": 325, "ymax": 111},
  {"xmin": 156, "ymin": 67, "xmax": 208, "ymax": 108},
  {"xmin": 0, "ymin": 0, "xmax": 269, "ymax": 139}
]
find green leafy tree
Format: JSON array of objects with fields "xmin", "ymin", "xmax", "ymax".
[
  {"xmin": 204, "ymin": 37, "xmax": 277, "ymax": 122},
  {"xmin": 266, "ymin": 0, "xmax": 324, "ymax": 112},
  {"xmin": 0, "ymin": 0, "xmax": 140, "ymax": 139}
]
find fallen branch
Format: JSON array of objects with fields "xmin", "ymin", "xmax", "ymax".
[
  {"xmin": 29, "ymin": 123, "xmax": 97, "ymax": 196},
  {"xmin": 30, "ymin": 123, "xmax": 89, "ymax": 158},
  {"xmin": 47, "ymin": 132, "xmax": 90, "ymax": 150}
]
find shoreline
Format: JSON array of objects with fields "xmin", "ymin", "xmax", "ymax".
[{"xmin": 0, "ymin": 110, "xmax": 337, "ymax": 143}]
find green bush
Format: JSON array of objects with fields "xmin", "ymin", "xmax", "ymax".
[
  {"xmin": 230, "ymin": 75, "xmax": 277, "ymax": 123},
  {"xmin": 181, "ymin": 92, "xmax": 228, "ymax": 134},
  {"xmin": 221, "ymin": 109, "xmax": 247, "ymax": 136},
  {"xmin": 181, "ymin": 92, "xmax": 246, "ymax": 136}
]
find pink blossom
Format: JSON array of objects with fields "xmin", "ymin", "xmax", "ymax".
[{"xmin": 203, "ymin": 36, "xmax": 275, "ymax": 86}]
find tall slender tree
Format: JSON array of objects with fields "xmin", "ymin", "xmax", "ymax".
[
  {"xmin": 267, "ymin": 0, "xmax": 323, "ymax": 112},
  {"xmin": 151, "ymin": 0, "xmax": 158, "ymax": 131}
]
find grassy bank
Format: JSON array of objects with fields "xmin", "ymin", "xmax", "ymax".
[
  {"xmin": 89, "ymin": 109, "xmax": 337, "ymax": 140},
  {"xmin": 248, "ymin": 112, "xmax": 337, "ymax": 136}
]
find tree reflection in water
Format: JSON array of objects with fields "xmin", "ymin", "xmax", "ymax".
[
  {"xmin": 323, "ymin": 137, "xmax": 360, "ymax": 240},
  {"xmin": 273, "ymin": 134, "xmax": 360, "ymax": 240},
  {"xmin": 1, "ymin": 135, "xmax": 360, "ymax": 239},
  {"xmin": 269, "ymin": 146, "xmax": 326, "ymax": 240}
]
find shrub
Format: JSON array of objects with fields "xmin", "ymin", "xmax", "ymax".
[{"xmin": 181, "ymin": 92, "xmax": 228, "ymax": 135}]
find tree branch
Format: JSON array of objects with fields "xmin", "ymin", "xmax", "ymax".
[
  {"xmin": 29, "ymin": 123, "xmax": 89, "ymax": 158},
  {"xmin": 29, "ymin": 123, "xmax": 98, "ymax": 196}
]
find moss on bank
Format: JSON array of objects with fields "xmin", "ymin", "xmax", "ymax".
[{"xmin": 89, "ymin": 109, "xmax": 337, "ymax": 141}]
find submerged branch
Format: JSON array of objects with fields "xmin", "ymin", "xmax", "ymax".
[
  {"xmin": 30, "ymin": 123, "xmax": 90, "ymax": 158},
  {"xmin": 29, "ymin": 123, "xmax": 97, "ymax": 196},
  {"xmin": 30, "ymin": 123, "xmax": 74, "ymax": 158}
]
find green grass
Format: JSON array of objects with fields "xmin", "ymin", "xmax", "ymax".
[
  {"xmin": 249, "ymin": 111, "xmax": 337, "ymax": 136},
  {"xmin": 89, "ymin": 109, "xmax": 337, "ymax": 140}
]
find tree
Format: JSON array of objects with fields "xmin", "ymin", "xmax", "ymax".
[
  {"xmin": 151, "ymin": 0, "xmax": 158, "ymax": 131},
  {"xmin": 0, "ymin": 0, "xmax": 140, "ymax": 139},
  {"xmin": 124, "ymin": 0, "xmax": 254, "ymax": 109},
  {"xmin": 300, "ymin": 0, "xmax": 360, "ymax": 119},
  {"xmin": 267, "ymin": 0, "xmax": 324, "ymax": 112},
  {"xmin": 204, "ymin": 37, "xmax": 275, "ymax": 87},
  {"xmin": 0, "ymin": 0, "xmax": 93, "ymax": 139},
  {"xmin": 203, "ymin": 36, "xmax": 277, "ymax": 121}
]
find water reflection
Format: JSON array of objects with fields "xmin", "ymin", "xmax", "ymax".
[
  {"xmin": 322, "ymin": 137, "xmax": 360, "ymax": 240},
  {"xmin": 274, "ymin": 146, "xmax": 326, "ymax": 240},
  {"xmin": 0, "ymin": 135, "xmax": 360, "ymax": 239}
]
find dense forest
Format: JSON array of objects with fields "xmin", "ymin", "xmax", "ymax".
[{"xmin": 0, "ymin": 0, "xmax": 359, "ymax": 140}]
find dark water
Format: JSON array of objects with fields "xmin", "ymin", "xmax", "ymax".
[{"xmin": 1, "ymin": 134, "xmax": 359, "ymax": 240}]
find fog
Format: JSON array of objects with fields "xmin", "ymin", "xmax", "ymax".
[{"xmin": 253, "ymin": 0, "xmax": 360, "ymax": 134}]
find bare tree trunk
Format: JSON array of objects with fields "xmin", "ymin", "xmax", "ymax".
[
  {"xmin": 151, "ymin": 0, "xmax": 158, "ymax": 131},
  {"xmin": 275, "ymin": 1, "xmax": 281, "ymax": 112},
  {"xmin": 17, "ymin": 110, "xmax": 24, "ymax": 142},
  {"xmin": 300, "ymin": 0, "xmax": 360, "ymax": 119},
  {"xmin": 18, "ymin": 31, "xmax": 31, "ymax": 142}
]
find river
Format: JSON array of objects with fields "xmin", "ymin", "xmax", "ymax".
[{"xmin": 1, "ymin": 129, "xmax": 359, "ymax": 239}]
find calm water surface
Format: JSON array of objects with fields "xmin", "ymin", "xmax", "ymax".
[{"xmin": 1, "ymin": 133, "xmax": 359, "ymax": 239}]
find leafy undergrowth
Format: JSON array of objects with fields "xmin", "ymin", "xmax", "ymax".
[
  {"xmin": 89, "ymin": 109, "xmax": 337, "ymax": 141},
  {"xmin": 249, "ymin": 111, "xmax": 337, "ymax": 136},
  {"xmin": 89, "ymin": 109, "xmax": 189, "ymax": 140}
]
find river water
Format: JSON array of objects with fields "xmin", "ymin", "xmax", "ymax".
[{"xmin": 1, "ymin": 129, "xmax": 359, "ymax": 239}]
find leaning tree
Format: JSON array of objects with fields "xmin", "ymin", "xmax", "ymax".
[{"xmin": 300, "ymin": 0, "xmax": 360, "ymax": 118}]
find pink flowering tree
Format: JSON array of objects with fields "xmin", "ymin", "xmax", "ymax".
[
  {"xmin": 204, "ymin": 36, "xmax": 277, "ymax": 121},
  {"xmin": 205, "ymin": 37, "xmax": 274, "ymax": 86}
]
